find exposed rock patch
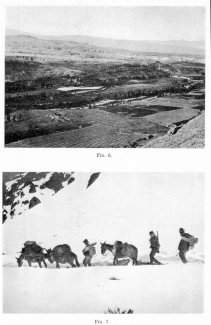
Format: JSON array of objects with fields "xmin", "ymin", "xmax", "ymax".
[{"xmin": 29, "ymin": 197, "xmax": 41, "ymax": 209}]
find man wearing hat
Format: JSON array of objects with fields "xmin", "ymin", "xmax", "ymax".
[
  {"xmin": 82, "ymin": 239, "xmax": 97, "ymax": 266},
  {"xmin": 149, "ymin": 231, "xmax": 161, "ymax": 265},
  {"xmin": 178, "ymin": 228, "xmax": 197, "ymax": 264}
]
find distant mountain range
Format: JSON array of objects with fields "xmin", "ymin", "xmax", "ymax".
[{"xmin": 5, "ymin": 29, "xmax": 205, "ymax": 55}]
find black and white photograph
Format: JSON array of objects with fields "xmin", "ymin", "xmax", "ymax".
[
  {"xmin": 4, "ymin": 5, "xmax": 205, "ymax": 148},
  {"xmin": 1, "ymin": 0, "xmax": 211, "ymax": 323},
  {"xmin": 2, "ymin": 172, "xmax": 204, "ymax": 313}
]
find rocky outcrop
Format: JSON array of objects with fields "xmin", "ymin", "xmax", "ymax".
[
  {"xmin": 29, "ymin": 197, "xmax": 41, "ymax": 209},
  {"xmin": 3, "ymin": 172, "xmax": 101, "ymax": 223}
]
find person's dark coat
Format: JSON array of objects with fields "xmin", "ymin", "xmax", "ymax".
[
  {"xmin": 178, "ymin": 232, "xmax": 193, "ymax": 252},
  {"xmin": 149, "ymin": 236, "xmax": 160, "ymax": 252}
]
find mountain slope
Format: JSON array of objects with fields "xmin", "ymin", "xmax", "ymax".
[
  {"xmin": 3, "ymin": 172, "xmax": 100, "ymax": 223},
  {"xmin": 5, "ymin": 29, "xmax": 205, "ymax": 55}
]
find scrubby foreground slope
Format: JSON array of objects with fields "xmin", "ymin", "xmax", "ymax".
[
  {"xmin": 144, "ymin": 112, "xmax": 205, "ymax": 148},
  {"xmin": 3, "ymin": 264, "xmax": 203, "ymax": 313}
]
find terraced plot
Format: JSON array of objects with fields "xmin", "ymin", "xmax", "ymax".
[
  {"xmin": 5, "ymin": 125, "xmax": 145, "ymax": 148},
  {"xmin": 143, "ymin": 108, "xmax": 200, "ymax": 126},
  {"xmin": 5, "ymin": 95, "xmax": 204, "ymax": 148}
]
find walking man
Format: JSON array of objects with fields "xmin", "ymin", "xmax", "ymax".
[
  {"xmin": 149, "ymin": 231, "xmax": 161, "ymax": 265},
  {"xmin": 82, "ymin": 239, "xmax": 97, "ymax": 267},
  {"xmin": 178, "ymin": 228, "xmax": 198, "ymax": 264}
]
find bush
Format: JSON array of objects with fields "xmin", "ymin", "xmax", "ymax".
[{"xmin": 106, "ymin": 307, "xmax": 133, "ymax": 314}]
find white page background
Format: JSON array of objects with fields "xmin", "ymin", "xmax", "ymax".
[{"xmin": 0, "ymin": 0, "xmax": 210, "ymax": 324}]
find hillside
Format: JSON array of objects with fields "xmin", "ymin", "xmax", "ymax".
[
  {"xmin": 5, "ymin": 29, "xmax": 205, "ymax": 55},
  {"xmin": 3, "ymin": 172, "xmax": 100, "ymax": 223},
  {"xmin": 144, "ymin": 112, "xmax": 205, "ymax": 148}
]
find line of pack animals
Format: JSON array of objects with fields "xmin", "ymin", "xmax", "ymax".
[{"xmin": 16, "ymin": 229, "xmax": 198, "ymax": 268}]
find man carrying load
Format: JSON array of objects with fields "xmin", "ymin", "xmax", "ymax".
[
  {"xmin": 82, "ymin": 239, "xmax": 97, "ymax": 266},
  {"xmin": 178, "ymin": 228, "xmax": 198, "ymax": 264}
]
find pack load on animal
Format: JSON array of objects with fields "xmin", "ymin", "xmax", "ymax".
[
  {"xmin": 52, "ymin": 244, "xmax": 72, "ymax": 255},
  {"xmin": 112, "ymin": 241, "xmax": 127, "ymax": 256},
  {"xmin": 22, "ymin": 241, "xmax": 43, "ymax": 256}
]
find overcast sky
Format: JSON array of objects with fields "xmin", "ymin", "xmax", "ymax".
[{"xmin": 5, "ymin": 6, "xmax": 205, "ymax": 41}]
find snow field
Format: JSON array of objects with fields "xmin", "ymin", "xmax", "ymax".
[{"xmin": 3, "ymin": 264, "xmax": 203, "ymax": 313}]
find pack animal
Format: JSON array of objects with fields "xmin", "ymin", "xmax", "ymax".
[
  {"xmin": 16, "ymin": 241, "xmax": 48, "ymax": 268},
  {"xmin": 46, "ymin": 244, "xmax": 80, "ymax": 268},
  {"xmin": 101, "ymin": 241, "xmax": 138, "ymax": 265},
  {"xmin": 16, "ymin": 251, "xmax": 47, "ymax": 268}
]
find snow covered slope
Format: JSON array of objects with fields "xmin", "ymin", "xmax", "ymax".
[
  {"xmin": 2, "ymin": 173, "xmax": 204, "ymax": 265},
  {"xmin": 3, "ymin": 264, "xmax": 204, "ymax": 313},
  {"xmin": 3, "ymin": 172, "xmax": 100, "ymax": 222}
]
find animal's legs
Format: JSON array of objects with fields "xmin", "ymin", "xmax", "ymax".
[
  {"xmin": 74, "ymin": 255, "xmax": 80, "ymax": 267},
  {"xmin": 28, "ymin": 260, "xmax": 32, "ymax": 267},
  {"xmin": 67, "ymin": 258, "xmax": 75, "ymax": 268},
  {"xmin": 43, "ymin": 259, "xmax": 47, "ymax": 268},
  {"xmin": 113, "ymin": 256, "xmax": 118, "ymax": 265},
  {"xmin": 38, "ymin": 260, "xmax": 42, "ymax": 268},
  {"xmin": 56, "ymin": 261, "xmax": 60, "ymax": 268}
]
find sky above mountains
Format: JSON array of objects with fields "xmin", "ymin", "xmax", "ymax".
[{"xmin": 5, "ymin": 6, "xmax": 205, "ymax": 42}]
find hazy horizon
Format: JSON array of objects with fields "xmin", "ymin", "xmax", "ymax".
[
  {"xmin": 6, "ymin": 6, "xmax": 205, "ymax": 42},
  {"xmin": 6, "ymin": 27, "xmax": 205, "ymax": 43}
]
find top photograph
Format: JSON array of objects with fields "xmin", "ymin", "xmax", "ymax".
[{"xmin": 5, "ymin": 6, "xmax": 205, "ymax": 148}]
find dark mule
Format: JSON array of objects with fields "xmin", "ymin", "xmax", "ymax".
[
  {"xmin": 16, "ymin": 252, "xmax": 47, "ymax": 268},
  {"xmin": 46, "ymin": 245, "xmax": 80, "ymax": 268},
  {"xmin": 101, "ymin": 241, "xmax": 138, "ymax": 265}
]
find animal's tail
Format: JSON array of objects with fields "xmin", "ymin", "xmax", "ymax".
[
  {"xmin": 134, "ymin": 247, "xmax": 138, "ymax": 264},
  {"xmin": 74, "ymin": 254, "xmax": 80, "ymax": 267},
  {"xmin": 131, "ymin": 247, "xmax": 138, "ymax": 265}
]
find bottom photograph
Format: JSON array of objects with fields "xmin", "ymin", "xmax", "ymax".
[{"xmin": 2, "ymin": 172, "xmax": 204, "ymax": 314}]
